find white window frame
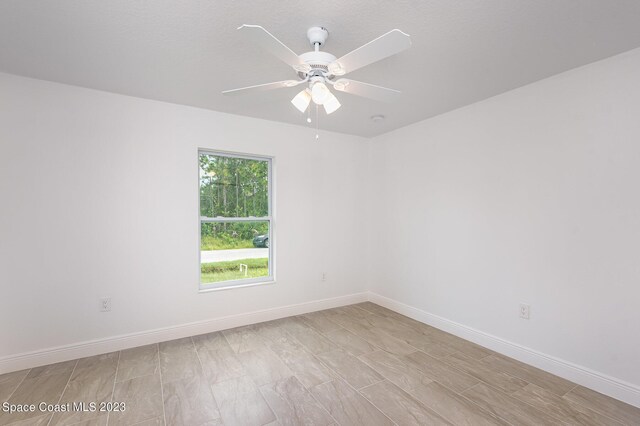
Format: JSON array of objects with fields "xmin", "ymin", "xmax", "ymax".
[{"xmin": 198, "ymin": 149, "xmax": 274, "ymax": 291}]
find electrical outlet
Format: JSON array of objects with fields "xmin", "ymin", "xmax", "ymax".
[
  {"xmin": 519, "ymin": 303, "xmax": 530, "ymax": 320},
  {"xmin": 321, "ymin": 272, "xmax": 327, "ymax": 281},
  {"xmin": 100, "ymin": 297, "xmax": 111, "ymax": 312}
]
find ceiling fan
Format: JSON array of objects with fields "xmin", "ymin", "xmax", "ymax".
[{"xmin": 222, "ymin": 25, "xmax": 411, "ymax": 115}]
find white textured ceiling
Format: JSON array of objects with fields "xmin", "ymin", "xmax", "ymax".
[{"xmin": 2, "ymin": 1, "xmax": 640, "ymax": 137}]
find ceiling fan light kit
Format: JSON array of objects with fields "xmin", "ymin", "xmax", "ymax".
[{"xmin": 222, "ymin": 24, "xmax": 411, "ymax": 119}]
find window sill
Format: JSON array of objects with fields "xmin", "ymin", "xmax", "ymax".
[{"xmin": 199, "ymin": 280, "xmax": 276, "ymax": 293}]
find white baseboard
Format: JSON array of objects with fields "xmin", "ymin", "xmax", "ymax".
[
  {"xmin": 0, "ymin": 292, "xmax": 368, "ymax": 375},
  {"xmin": 4, "ymin": 290, "xmax": 638, "ymax": 409},
  {"xmin": 368, "ymin": 292, "xmax": 640, "ymax": 408}
]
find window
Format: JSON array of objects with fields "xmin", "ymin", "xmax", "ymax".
[{"xmin": 199, "ymin": 150, "xmax": 273, "ymax": 290}]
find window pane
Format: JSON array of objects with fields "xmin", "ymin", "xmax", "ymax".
[
  {"xmin": 199, "ymin": 153, "xmax": 269, "ymax": 219},
  {"xmin": 200, "ymin": 221, "xmax": 270, "ymax": 285}
]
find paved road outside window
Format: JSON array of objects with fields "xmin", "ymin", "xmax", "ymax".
[{"xmin": 201, "ymin": 248, "xmax": 268, "ymax": 263}]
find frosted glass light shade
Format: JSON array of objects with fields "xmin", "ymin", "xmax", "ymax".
[
  {"xmin": 311, "ymin": 82, "xmax": 331, "ymax": 105},
  {"xmin": 291, "ymin": 89, "xmax": 311, "ymax": 113},
  {"xmin": 323, "ymin": 92, "xmax": 341, "ymax": 114}
]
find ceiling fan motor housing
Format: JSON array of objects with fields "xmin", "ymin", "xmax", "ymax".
[{"xmin": 298, "ymin": 51, "xmax": 337, "ymax": 78}]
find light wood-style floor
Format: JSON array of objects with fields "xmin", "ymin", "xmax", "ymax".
[{"xmin": 1, "ymin": 302, "xmax": 639, "ymax": 425}]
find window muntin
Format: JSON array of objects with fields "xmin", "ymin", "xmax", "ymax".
[{"xmin": 199, "ymin": 151, "xmax": 273, "ymax": 289}]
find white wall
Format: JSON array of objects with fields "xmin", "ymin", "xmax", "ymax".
[
  {"xmin": 368, "ymin": 48, "xmax": 640, "ymax": 389},
  {"xmin": 0, "ymin": 72, "xmax": 368, "ymax": 359}
]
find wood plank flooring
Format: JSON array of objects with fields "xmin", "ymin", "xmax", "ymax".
[{"xmin": 1, "ymin": 302, "xmax": 638, "ymax": 425}]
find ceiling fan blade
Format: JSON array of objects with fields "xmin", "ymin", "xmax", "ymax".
[
  {"xmin": 332, "ymin": 79, "xmax": 401, "ymax": 102},
  {"xmin": 222, "ymin": 80, "xmax": 302, "ymax": 96},
  {"xmin": 329, "ymin": 29, "xmax": 411, "ymax": 75},
  {"xmin": 238, "ymin": 24, "xmax": 308, "ymax": 71}
]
